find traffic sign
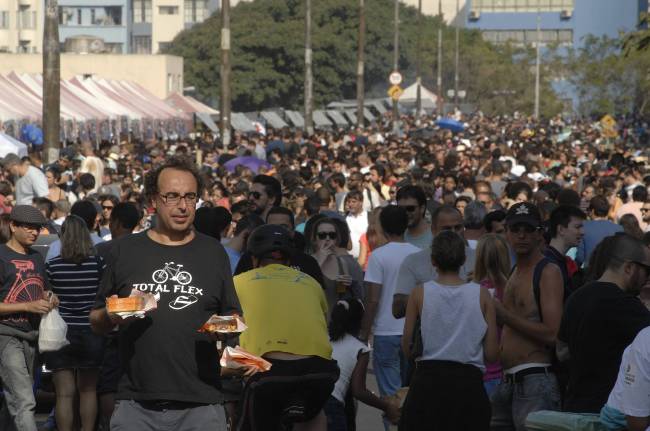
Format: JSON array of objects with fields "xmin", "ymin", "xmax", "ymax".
[
  {"xmin": 389, "ymin": 71, "xmax": 403, "ymax": 85},
  {"xmin": 387, "ymin": 85, "xmax": 403, "ymax": 101}
]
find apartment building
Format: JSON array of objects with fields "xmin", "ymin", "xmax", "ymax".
[{"xmin": 0, "ymin": 0, "xmax": 42, "ymax": 53}]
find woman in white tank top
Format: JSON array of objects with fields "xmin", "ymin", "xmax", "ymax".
[{"xmin": 400, "ymin": 231, "xmax": 499, "ymax": 431}]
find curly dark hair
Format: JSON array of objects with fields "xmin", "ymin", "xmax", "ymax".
[{"xmin": 144, "ymin": 156, "xmax": 204, "ymax": 201}]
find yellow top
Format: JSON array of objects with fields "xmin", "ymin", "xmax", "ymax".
[{"xmin": 234, "ymin": 264, "xmax": 332, "ymax": 359}]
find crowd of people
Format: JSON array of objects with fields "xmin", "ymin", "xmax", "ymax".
[{"xmin": 0, "ymin": 111, "xmax": 649, "ymax": 431}]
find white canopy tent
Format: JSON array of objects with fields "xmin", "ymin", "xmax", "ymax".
[
  {"xmin": 399, "ymin": 83, "xmax": 438, "ymax": 108},
  {"xmin": 0, "ymin": 132, "xmax": 28, "ymax": 158}
]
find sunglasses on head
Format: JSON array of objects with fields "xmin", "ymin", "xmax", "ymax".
[
  {"xmin": 317, "ymin": 232, "xmax": 337, "ymax": 240},
  {"xmin": 399, "ymin": 205, "xmax": 418, "ymax": 213},
  {"xmin": 248, "ymin": 191, "xmax": 262, "ymax": 199}
]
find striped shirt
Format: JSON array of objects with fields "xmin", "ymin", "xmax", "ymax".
[{"xmin": 46, "ymin": 255, "xmax": 105, "ymax": 326}]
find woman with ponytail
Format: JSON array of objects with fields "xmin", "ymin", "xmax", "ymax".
[{"xmin": 324, "ymin": 299, "xmax": 400, "ymax": 430}]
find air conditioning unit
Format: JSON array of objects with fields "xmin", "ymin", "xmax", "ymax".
[
  {"xmin": 469, "ymin": 10, "xmax": 480, "ymax": 21},
  {"xmin": 560, "ymin": 9, "xmax": 572, "ymax": 20}
]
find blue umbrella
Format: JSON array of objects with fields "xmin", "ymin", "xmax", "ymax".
[
  {"xmin": 20, "ymin": 124, "xmax": 44, "ymax": 147},
  {"xmin": 436, "ymin": 118, "xmax": 465, "ymax": 133},
  {"xmin": 223, "ymin": 156, "xmax": 271, "ymax": 174}
]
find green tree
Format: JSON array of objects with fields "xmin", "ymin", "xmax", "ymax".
[{"xmin": 166, "ymin": 0, "xmax": 561, "ymax": 116}]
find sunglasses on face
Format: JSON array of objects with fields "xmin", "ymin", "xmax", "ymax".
[
  {"xmin": 399, "ymin": 205, "xmax": 419, "ymax": 213},
  {"xmin": 102, "ymin": 205, "xmax": 114, "ymax": 210},
  {"xmin": 248, "ymin": 191, "xmax": 262, "ymax": 200},
  {"xmin": 317, "ymin": 232, "xmax": 337, "ymax": 240},
  {"xmin": 15, "ymin": 223, "xmax": 43, "ymax": 231},
  {"xmin": 508, "ymin": 224, "xmax": 538, "ymax": 234}
]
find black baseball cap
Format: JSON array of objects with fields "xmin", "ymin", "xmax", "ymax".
[{"xmin": 505, "ymin": 202, "xmax": 541, "ymax": 229}]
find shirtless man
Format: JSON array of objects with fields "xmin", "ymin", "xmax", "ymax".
[{"xmin": 491, "ymin": 202, "xmax": 564, "ymax": 431}]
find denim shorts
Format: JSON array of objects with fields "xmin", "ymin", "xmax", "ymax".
[{"xmin": 43, "ymin": 325, "xmax": 105, "ymax": 371}]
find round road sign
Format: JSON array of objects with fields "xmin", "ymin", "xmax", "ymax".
[{"xmin": 389, "ymin": 71, "xmax": 403, "ymax": 85}]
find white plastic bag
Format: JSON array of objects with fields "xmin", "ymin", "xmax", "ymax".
[{"xmin": 38, "ymin": 308, "xmax": 69, "ymax": 352}]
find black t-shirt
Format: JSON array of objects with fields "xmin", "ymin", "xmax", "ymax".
[
  {"xmin": 0, "ymin": 245, "xmax": 48, "ymax": 332},
  {"xmin": 234, "ymin": 250, "xmax": 324, "ymax": 288},
  {"xmin": 558, "ymin": 281, "xmax": 650, "ymax": 413},
  {"xmin": 94, "ymin": 231, "xmax": 241, "ymax": 404}
]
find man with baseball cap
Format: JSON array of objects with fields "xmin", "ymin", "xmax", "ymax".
[
  {"xmin": 233, "ymin": 225, "xmax": 338, "ymax": 431},
  {"xmin": 0, "ymin": 154, "xmax": 48, "ymax": 206},
  {"xmin": 0, "ymin": 205, "xmax": 58, "ymax": 431},
  {"xmin": 490, "ymin": 202, "xmax": 565, "ymax": 431}
]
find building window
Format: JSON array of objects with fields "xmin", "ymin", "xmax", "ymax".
[
  {"xmin": 0, "ymin": 11, "xmax": 8, "ymax": 29},
  {"xmin": 132, "ymin": 35, "xmax": 152, "ymax": 54},
  {"xmin": 158, "ymin": 42, "xmax": 171, "ymax": 51},
  {"xmin": 184, "ymin": 0, "xmax": 207, "ymax": 23},
  {"xmin": 18, "ymin": 5, "xmax": 35, "ymax": 29},
  {"xmin": 104, "ymin": 42, "xmax": 123, "ymax": 53},
  {"xmin": 473, "ymin": 0, "xmax": 574, "ymax": 12},
  {"xmin": 159, "ymin": 6, "xmax": 179, "ymax": 15},
  {"xmin": 59, "ymin": 6, "xmax": 122, "ymax": 26},
  {"xmin": 481, "ymin": 29, "xmax": 573, "ymax": 46},
  {"xmin": 132, "ymin": 0, "xmax": 152, "ymax": 23}
]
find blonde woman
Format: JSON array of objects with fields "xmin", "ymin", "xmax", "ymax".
[{"xmin": 473, "ymin": 233, "xmax": 512, "ymax": 396}]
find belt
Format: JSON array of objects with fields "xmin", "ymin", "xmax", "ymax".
[
  {"xmin": 136, "ymin": 400, "xmax": 208, "ymax": 411},
  {"xmin": 503, "ymin": 366, "xmax": 551, "ymax": 384}
]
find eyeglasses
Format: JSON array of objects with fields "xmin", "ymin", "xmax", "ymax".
[
  {"xmin": 248, "ymin": 191, "xmax": 262, "ymax": 200},
  {"xmin": 399, "ymin": 205, "xmax": 418, "ymax": 213},
  {"xmin": 15, "ymin": 222, "xmax": 43, "ymax": 232},
  {"xmin": 158, "ymin": 192, "xmax": 198, "ymax": 206},
  {"xmin": 102, "ymin": 205, "xmax": 114, "ymax": 210},
  {"xmin": 317, "ymin": 232, "xmax": 337, "ymax": 240}
]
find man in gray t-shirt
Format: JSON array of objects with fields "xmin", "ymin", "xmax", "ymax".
[
  {"xmin": 0, "ymin": 154, "xmax": 48, "ymax": 205},
  {"xmin": 392, "ymin": 205, "xmax": 476, "ymax": 319}
]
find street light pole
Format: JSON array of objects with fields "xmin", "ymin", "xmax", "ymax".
[
  {"xmin": 392, "ymin": 0, "xmax": 399, "ymax": 134},
  {"xmin": 219, "ymin": 0, "xmax": 231, "ymax": 147},
  {"xmin": 356, "ymin": 0, "xmax": 365, "ymax": 128},
  {"xmin": 437, "ymin": 0, "xmax": 443, "ymax": 116},
  {"xmin": 534, "ymin": 5, "xmax": 541, "ymax": 119},
  {"xmin": 304, "ymin": 0, "xmax": 314, "ymax": 135},
  {"xmin": 43, "ymin": 0, "xmax": 60, "ymax": 164},
  {"xmin": 415, "ymin": 0, "xmax": 422, "ymax": 117},
  {"xmin": 454, "ymin": 0, "xmax": 459, "ymax": 107}
]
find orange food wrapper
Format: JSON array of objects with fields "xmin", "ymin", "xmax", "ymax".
[
  {"xmin": 111, "ymin": 291, "xmax": 158, "ymax": 319},
  {"xmin": 198, "ymin": 315, "xmax": 247, "ymax": 334},
  {"xmin": 219, "ymin": 346, "xmax": 272, "ymax": 373}
]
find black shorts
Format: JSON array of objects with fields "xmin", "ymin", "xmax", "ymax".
[
  {"xmin": 237, "ymin": 356, "xmax": 339, "ymax": 431},
  {"xmin": 43, "ymin": 326, "xmax": 105, "ymax": 371}
]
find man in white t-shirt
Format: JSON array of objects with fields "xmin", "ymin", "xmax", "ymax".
[
  {"xmin": 604, "ymin": 326, "xmax": 650, "ymax": 431},
  {"xmin": 360, "ymin": 205, "xmax": 419, "ymax": 408},
  {"xmin": 345, "ymin": 190, "xmax": 368, "ymax": 259}
]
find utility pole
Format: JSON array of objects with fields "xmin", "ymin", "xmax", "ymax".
[
  {"xmin": 415, "ymin": 0, "xmax": 422, "ymax": 118},
  {"xmin": 534, "ymin": 5, "xmax": 541, "ymax": 119},
  {"xmin": 392, "ymin": 0, "xmax": 399, "ymax": 134},
  {"xmin": 304, "ymin": 0, "xmax": 314, "ymax": 135},
  {"xmin": 219, "ymin": 0, "xmax": 231, "ymax": 147},
  {"xmin": 355, "ymin": 0, "xmax": 365, "ymax": 128},
  {"xmin": 437, "ymin": 0, "xmax": 443, "ymax": 116},
  {"xmin": 454, "ymin": 0, "xmax": 459, "ymax": 107},
  {"xmin": 43, "ymin": 0, "xmax": 60, "ymax": 164}
]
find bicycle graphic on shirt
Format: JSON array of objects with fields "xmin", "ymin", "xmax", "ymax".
[{"xmin": 151, "ymin": 262, "xmax": 192, "ymax": 285}]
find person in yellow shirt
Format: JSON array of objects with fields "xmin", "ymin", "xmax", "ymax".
[{"xmin": 234, "ymin": 224, "xmax": 339, "ymax": 431}]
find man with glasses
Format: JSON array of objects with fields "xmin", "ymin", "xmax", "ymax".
[
  {"xmin": 249, "ymin": 175, "xmax": 282, "ymax": 220},
  {"xmin": 396, "ymin": 185, "xmax": 432, "ymax": 250},
  {"xmin": 556, "ymin": 233, "xmax": 650, "ymax": 414},
  {"xmin": 490, "ymin": 202, "xmax": 565, "ymax": 431},
  {"xmin": 392, "ymin": 205, "xmax": 476, "ymax": 319},
  {"xmin": 0, "ymin": 205, "xmax": 58, "ymax": 431},
  {"xmin": 90, "ymin": 157, "xmax": 240, "ymax": 431}
]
